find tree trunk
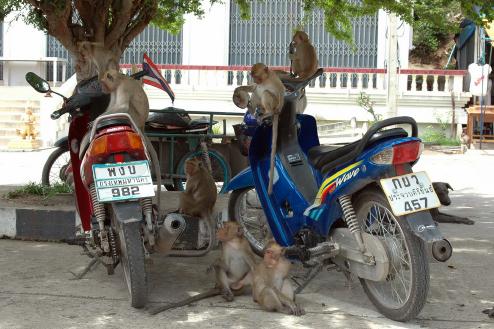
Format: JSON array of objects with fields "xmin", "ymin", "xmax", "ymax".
[{"xmin": 72, "ymin": 47, "xmax": 123, "ymax": 82}]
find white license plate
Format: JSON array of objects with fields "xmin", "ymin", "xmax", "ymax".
[
  {"xmin": 92, "ymin": 160, "xmax": 155, "ymax": 202},
  {"xmin": 380, "ymin": 171, "xmax": 440, "ymax": 216}
]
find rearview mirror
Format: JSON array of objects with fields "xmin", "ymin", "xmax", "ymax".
[{"xmin": 25, "ymin": 72, "xmax": 51, "ymax": 93}]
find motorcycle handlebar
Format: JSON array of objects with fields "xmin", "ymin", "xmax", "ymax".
[{"xmin": 51, "ymin": 107, "xmax": 69, "ymax": 120}]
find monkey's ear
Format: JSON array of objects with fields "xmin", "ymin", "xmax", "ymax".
[
  {"xmin": 236, "ymin": 225, "xmax": 243, "ymax": 237},
  {"xmin": 446, "ymin": 183, "xmax": 453, "ymax": 191}
]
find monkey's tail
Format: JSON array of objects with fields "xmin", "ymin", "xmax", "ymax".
[
  {"xmin": 268, "ymin": 114, "xmax": 278, "ymax": 195},
  {"xmin": 148, "ymin": 288, "xmax": 221, "ymax": 315}
]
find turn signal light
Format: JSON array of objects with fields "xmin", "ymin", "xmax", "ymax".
[{"xmin": 371, "ymin": 141, "xmax": 423, "ymax": 165}]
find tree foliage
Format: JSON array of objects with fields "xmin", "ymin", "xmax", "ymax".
[{"xmin": 0, "ymin": 0, "xmax": 492, "ymax": 78}]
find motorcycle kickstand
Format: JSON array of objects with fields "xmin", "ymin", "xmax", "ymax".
[
  {"xmin": 293, "ymin": 263, "xmax": 324, "ymax": 295},
  {"xmin": 69, "ymin": 250, "xmax": 111, "ymax": 279}
]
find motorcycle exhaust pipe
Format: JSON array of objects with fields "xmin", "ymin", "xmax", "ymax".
[
  {"xmin": 155, "ymin": 213, "xmax": 186, "ymax": 254},
  {"xmin": 431, "ymin": 239, "xmax": 453, "ymax": 262}
]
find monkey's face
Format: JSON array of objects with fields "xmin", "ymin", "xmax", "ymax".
[
  {"xmin": 251, "ymin": 63, "xmax": 268, "ymax": 84},
  {"xmin": 217, "ymin": 222, "xmax": 241, "ymax": 242},
  {"xmin": 233, "ymin": 90, "xmax": 249, "ymax": 109},
  {"xmin": 264, "ymin": 248, "xmax": 281, "ymax": 268},
  {"xmin": 100, "ymin": 69, "xmax": 119, "ymax": 94},
  {"xmin": 292, "ymin": 31, "xmax": 309, "ymax": 46},
  {"xmin": 184, "ymin": 158, "xmax": 201, "ymax": 176}
]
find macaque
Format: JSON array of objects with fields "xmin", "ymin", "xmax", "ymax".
[
  {"xmin": 460, "ymin": 128, "xmax": 471, "ymax": 153},
  {"xmin": 233, "ymin": 63, "xmax": 285, "ymax": 194},
  {"xmin": 149, "ymin": 221, "xmax": 256, "ymax": 315},
  {"xmin": 99, "ymin": 68, "xmax": 150, "ymax": 131},
  {"xmin": 178, "ymin": 157, "xmax": 217, "ymax": 219},
  {"xmin": 233, "ymin": 86, "xmax": 261, "ymax": 115},
  {"xmin": 77, "ymin": 41, "xmax": 149, "ymax": 131},
  {"xmin": 276, "ymin": 31, "xmax": 318, "ymax": 82},
  {"xmin": 253, "ymin": 240, "xmax": 304, "ymax": 316},
  {"xmin": 431, "ymin": 182, "xmax": 474, "ymax": 225}
]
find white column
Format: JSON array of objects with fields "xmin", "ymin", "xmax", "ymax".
[
  {"xmin": 182, "ymin": 0, "xmax": 231, "ymax": 65},
  {"xmin": 386, "ymin": 13, "xmax": 399, "ymax": 118},
  {"xmin": 3, "ymin": 12, "xmax": 47, "ymax": 85},
  {"xmin": 376, "ymin": 10, "xmax": 388, "ymax": 69}
]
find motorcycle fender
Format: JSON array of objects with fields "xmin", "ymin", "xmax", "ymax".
[
  {"xmin": 110, "ymin": 202, "xmax": 142, "ymax": 224},
  {"xmin": 54, "ymin": 136, "xmax": 69, "ymax": 148},
  {"xmin": 224, "ymin": 167, "xmax": 254, "ymax": 192},
  {"xmin": 403, "ymin": 211, "xmax": 443, "ymax": 242}
]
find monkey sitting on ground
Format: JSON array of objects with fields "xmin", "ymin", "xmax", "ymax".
[
  {"xmin": 149, "ymin": 221, "xmax": 256, "ymax": 315},
  {"xmin": 178, "ymin": 157, "xmax": 217, "ymax": 219},
  {"xmin": 232, "ymin": 63, "xmax": 285, "ymax": 195},
  {"xmin": 253, "ymin": 240, "xmax": 305, "ymax": 316},
  {"xmin": 432, "ymin": 182, "xmax": 474, "ymax": 225}
]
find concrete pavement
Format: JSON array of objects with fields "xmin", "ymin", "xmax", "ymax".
[{"xmin": 0, "ymin": 150, "xmax": 493, "ymax": 328}]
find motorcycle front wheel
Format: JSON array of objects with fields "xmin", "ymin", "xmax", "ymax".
[
  {"xmin": 228, "ymin": 187, "xmax": 271, "ymax": 256},
  {"xmin": 353, "ymin": 188, "xmax": 429, "ymax": 322},
  {"xmin": 111, "ymin": 208, "xmax": 147, "ymax": 308}
]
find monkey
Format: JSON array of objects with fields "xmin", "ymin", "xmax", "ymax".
[
  {"xmin": 252, "ymin": 240, "xmax": 304, "ymax": 316},
  {"xmin": 233, "ymin": 86, "xmax": 261, "ymax": 115},
  {"xmin": 178, "ymin": 157, "xmax": 217, "ymax": 219},
  {"xmin": 231, "ymin": 64, "xmax": 285, "ymax": 194},
  {"xmin": 460, "ymin": 128, "xmax": 471, "ymax": 153},
  {"xmin": 431, "ymin": 182, "xmax": 474, "ymax": 225},
  {"xmin": 276, "ymin": 31, "xmax": 318, "ymax": 83},
  {"xmin": 99, "ymin": 67, "xmax": 150, "ymax": 131},
  {"xmin": 149, "ymin": 221, "xmax": 256, "ymax": 315}
]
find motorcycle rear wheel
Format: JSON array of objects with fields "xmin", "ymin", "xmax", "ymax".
[
  {"xmin": 353, "ymin": 188, "xmax": 429, "ymax": 322},
  {"xmin": 112, "ymin": 211, "xmax": 148, "ymax": 309}
]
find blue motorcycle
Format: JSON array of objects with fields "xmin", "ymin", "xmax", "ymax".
[{"xmin": 226, "ymin": 69, "xmax": 452, "ymax": 322}]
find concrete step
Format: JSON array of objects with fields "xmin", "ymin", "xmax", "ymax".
[
  {"xmin": 0, "ymin": 106, "xmax": 41, "ymax": 114},
  {"xmin": 0, "ymin": 112, "xmax": 40, "ymax": 121},
  {"xmin": 0, "ymin": 120, "xmax": 24, "ymax": 129},
  {"xmin": 0, "ymin": 127, "xmax": 20, "ymax": 136},
  {"xmin": 0, "ymin": 99, "xmax": 40, "ymax": 108}
]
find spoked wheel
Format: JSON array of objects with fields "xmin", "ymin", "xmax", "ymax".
[
  {"xmin": 42, "ymin": 147, "xmax": 70, "ymax": 186},
  {"xmin": 353, "ymin": 188, "xmax": 429, "ymax": 322},
  {"xmin": 228, "ymin": 187, "xmax": 271, "ymax": 256},
  {"xmin": 112, "ymin": 210, "xmax": 148, "ymax": 309},
  {"xmin": 174, "ymin": 150, "xmax": 231, "ymax": 194}
]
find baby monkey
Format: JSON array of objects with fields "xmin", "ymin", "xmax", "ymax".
[
  {"xmin": 149, "ymin": 221, "xmax": 256, "ymax": 314},
  {"xmin": 253, "ymin": 240, "xmax": 305, "ymax": 316}
]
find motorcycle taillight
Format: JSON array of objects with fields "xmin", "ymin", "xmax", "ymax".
[
  {"xmin": 86, "ymin": 129, "xmax": 146, "ymax": 162},
  {"xmin": 371, "ymin": 141, "xmax": 423, "ymax": 165}
]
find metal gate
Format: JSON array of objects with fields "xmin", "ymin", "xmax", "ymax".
[
  {"xmin": 47, "ymin": 25, "xmax": 183, "ymax": 80},
  {"xmin": 229, "ymin": 0, "xmax": 378, "ymax": 68}
]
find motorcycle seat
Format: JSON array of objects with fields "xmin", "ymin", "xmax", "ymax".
[
  {"xmin": 308, "ymin": 128, "xmax": 408, "ymax": 171},
  {"xmin": 95, "ymin": 117, "xmax": 133, "ymax": 131}
]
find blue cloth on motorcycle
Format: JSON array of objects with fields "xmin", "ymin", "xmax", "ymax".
[{"xmin": 243, "ymin": 111, "xmax": 259, "ymax": 136}]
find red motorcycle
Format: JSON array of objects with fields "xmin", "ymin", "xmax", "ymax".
[{"xmin": 26, "ymin": 71, "xmax": 158, "ymax": 308}]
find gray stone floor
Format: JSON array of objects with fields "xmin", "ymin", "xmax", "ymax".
[{"xmin": 0, "ymin": 149, "xmax": 493, "ymax": 328}]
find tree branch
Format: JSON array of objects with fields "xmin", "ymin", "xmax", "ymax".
[
  {"xmin": 121, "ymin": 0, "xmax": 157, "ymax": 49},
  {"xmin": 105, "ymin": 0, "xmax": 134, "ymax": 48}
]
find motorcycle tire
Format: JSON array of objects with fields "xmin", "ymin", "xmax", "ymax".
[
  {"xmin": 42, "ymin": 146, "xmax": 70, "ymax": 186},
  {"xmin": 228, "ymin": 187, "xmax": 271, "ymax": 256},
  {"xmin": 352, "ymin": 187, "xmax": 429, "ymax": 322},
  {"xmin": 113, "ymin": 216, "xmax": 148, "ymax": 309}
]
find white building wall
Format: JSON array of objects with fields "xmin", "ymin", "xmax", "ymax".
[
  {"xmin": 182, "ymin": 0, "xmax": 231, "ymax": 65},
  {"xmin": 3, "ymin": 12, "xmax": 47, "ymax": 86}
]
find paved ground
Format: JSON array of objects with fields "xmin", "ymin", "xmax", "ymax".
[{"xmin": 0, "ymin": 149, "xmax": 493, "ymax": 328}]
